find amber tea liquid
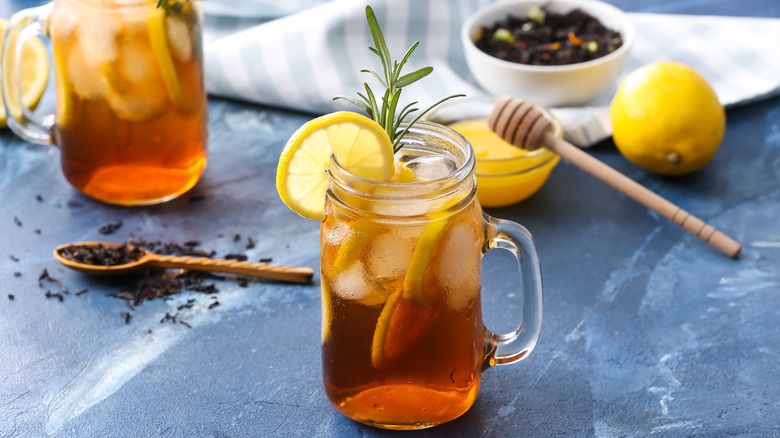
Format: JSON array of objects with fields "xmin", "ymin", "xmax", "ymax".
[
  {"xmin": 49, "ymin": 0, "xmax": 207, "ymax": 205},
  {"xmin": 320, "ymin": 144, "xmax": 491, "ymax": 429}
]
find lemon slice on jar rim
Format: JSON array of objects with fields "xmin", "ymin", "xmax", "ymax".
[
  {"xmin": 0, "ymin": 18, "xmax": 49, "ymax": 128},
  {"xmin": 276, "ymin": 111, "xmax": 395, "ymax": 221}
]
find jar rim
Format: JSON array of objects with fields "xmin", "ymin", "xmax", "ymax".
[{"xmin": 328, "ymin": 120, "xmax": 476, "ymax": 200}]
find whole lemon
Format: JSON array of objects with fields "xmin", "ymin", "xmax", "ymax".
[{"xmin": 610, "ymin": 61, "xmax": 725, "ymax": 175}]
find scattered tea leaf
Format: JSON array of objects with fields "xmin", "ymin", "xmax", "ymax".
[
  {"xmin": 38, "ymin": 268, "xmax": 68, "ymax": 293},
  {"xmin": 98, "ymin": 221, "xmax": 123, "ymax": 235},
  {"xmin": 45, "ymin": 290, "xmax": 64, "ymax": 301}
]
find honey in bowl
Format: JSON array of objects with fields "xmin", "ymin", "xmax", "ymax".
[{"xmin": 450, "ymin": 119, "xmax": 559, "ymax": 207}]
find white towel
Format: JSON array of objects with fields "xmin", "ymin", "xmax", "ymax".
[{"xmin": 203, "ymin": 0, "xmax": 780, "ymax": 146}]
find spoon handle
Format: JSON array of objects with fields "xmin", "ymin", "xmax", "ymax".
[
  {"xmin": 542, "ymin": 132, "xmax": 741, "ymax": 258},
  {"xmin": 145, "ymin": 254, "xmax": 314, "ymax": 284}
]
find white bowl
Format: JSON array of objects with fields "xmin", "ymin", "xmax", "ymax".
[{"xmin": 461, "ymin": 0, "xmax": 635, "ymax": 107}]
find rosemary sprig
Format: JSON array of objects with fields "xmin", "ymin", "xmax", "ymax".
[
  {"xmin": 156, "ymin": 0, "xmax": 196, "ymax": 14},
  {"xmin": 334, "ymin": 6, "xmax": 465, "ymax": 152}
]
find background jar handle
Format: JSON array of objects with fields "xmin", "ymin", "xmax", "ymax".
[
  {"xmin": 482, "ymin": 215, "xmax": 543, "ymax": 367},
  {"xmin": 1, "ymin": 3, "xmax": 55, "ymax": 145}
]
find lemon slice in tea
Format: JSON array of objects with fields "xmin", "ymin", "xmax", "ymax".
[
  {"xmin": 370, "ymin": 212, "xmax": 454, "ymax": 368},
  {"xmin": 148, "ymin": 8, "xmax": 200, "ymax": 112},
  {"xmin": 371, "ymin": 289, "xmax": 442, "ymax": 369},
  {"xmin": 276, "ymin": 111, "xmax": 395, "ymax": 220}
]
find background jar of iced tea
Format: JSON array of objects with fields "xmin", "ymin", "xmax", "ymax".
[
  {"xmin": 2, "ymin": 0, "xmax": 207, "ymax": 205},
  {"xmin": 320, "ymin": 121, "xmax": 543, "ymax": 430}
]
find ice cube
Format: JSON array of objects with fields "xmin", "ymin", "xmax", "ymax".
[
  {"xmin": 402, "ymin": 155, "xmax": 458, "ymax": 182},
  {"xmin": 107, "ymin": 87, "xmax": 166, "ymax": 122},
  {"xmin": 67, "ymin": 48, "xmax": 109, "ymax": 101},
  {"xmin": 77, "ymin": 17, "xmax": 120, "ymax": 67},
  {"xmin": 50, "ymin": 3, "xmax": 79, "ymax": 42},
  {"xmin": 330, "ymin": 263, "xmax": 388, "ymax": 306},
  {"xmin": 436, "ymin": 221, "xmax": 480, "ymax": 310},
  {"xmin": 165, "ymin": 15, "xmax": 192, "ymax": 63},
  {"xmin": 120, "ymin": 39, "xmax": 155, "ymax": 84},
  {"xmin": 363, "ymin": 231, "xmax": 414, "ymax": 282}
]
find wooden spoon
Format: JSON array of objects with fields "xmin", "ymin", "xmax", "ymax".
[
  {"xmin": 489, "ymin": 96, "xmax": 741, "ymax": 259},
  {"xmin": 54, "ymin": 241, "xmax": 314, "ymax": 284}
]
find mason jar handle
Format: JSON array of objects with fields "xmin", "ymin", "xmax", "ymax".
[
  {"xmin": 483, "ymin": 215, "xmax": 543, "ymax": 366},
  {"xmin": 1, "ymin": 3, "xmax": 55, "ymax": 145}
]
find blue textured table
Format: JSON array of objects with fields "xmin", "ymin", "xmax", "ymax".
[{"xmin": 2, "ymin": 1, "xmax": 779, "ymax": 437}]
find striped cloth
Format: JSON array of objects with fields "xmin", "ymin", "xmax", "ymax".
[{"xmin": 203, "ymin": 0, "xmax": 780, "ymax": 147}]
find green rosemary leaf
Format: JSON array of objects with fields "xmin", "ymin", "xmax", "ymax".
[
  {"xmin": 392, "ymin": 94, "xmax": 465, "ymax": 151},
  {"xmin": 386, "ymin": 90, "xmax": 402, "ymax": 134},
  {"xmin": 393, "ymin": 41, "xmax": 420, "ymax": 79},
  {"xmin": 398, "ymin": 101, "xmax": 418, "ymax": 118},
  {"xmin": 360, "ymin": 68, "xmax": 387, "ymax": 88},
  {"xmin": 333, "ymin": 96, "xmax": 372, "ymax": 115},
  {"xmin": 396, "ymin": 67, "xmax": 433, "ymax": 88},
  {"xmin": 365, "ymin": 7, "xmax": 392, "ymax": 84},
  {"xmin": 156, "ymin": 0, "xmax": 199, "ymax": 14},
  {"xmin": 363, "ymin": 84, "xmax": 380, "ymax": 121},
  {"xmin": 355, "ymin": 91, "xmax": 371, "ymax": 108},
  {"xmin": 396, "ymin": 102, "xmax": 419, "ymax": 127},
  {"xmin": 380, "ymin": 88, "xmax": 393, "ymax": 131},
  {"xmin": 337, "ymin": 6, "xmax": 464, "ymax": 150}
]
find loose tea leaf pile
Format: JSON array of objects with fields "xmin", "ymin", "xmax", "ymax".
[
  {"xmin": 57, "ymin": 243, "xmax": 144, "ymax": 267},
  {"xmin": 33, "ymin": 234, "xmax": 271, "ymax": 326},
  {"xmin": 474, "ymin": 6, "xmax": 623, "ymax": 66}
]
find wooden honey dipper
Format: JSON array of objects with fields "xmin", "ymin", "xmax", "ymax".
[{"xmin": 489, "ymin": 96, "xmax": 741, "ymax": 258}]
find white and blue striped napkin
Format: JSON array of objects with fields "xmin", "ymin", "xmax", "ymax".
[{"xmin": 203, "ymin": 0, "xmax": 780, "ymax": 147}]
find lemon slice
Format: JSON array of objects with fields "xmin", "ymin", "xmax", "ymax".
[
  {"xmin": 325, "ymin": 163, "xmax": 414, "ymax": 277},
  {"xmin": 276, "ymin": 111, "xmax": 395, "ymax": 220},
  {"xmin": 328, "ymin": 221, "xmax": 374, "ymax": 275},
  {"xmin": 0, "ymin": 18, "xmax": 49, "ymax": 128},
  {"xmin": 370, "ymin": 212, "xmax": 453, "ymax": 368},
  {"xmin": 371, "ymin": 290, "xmax": 441, "ymax": 368},
  {"xmin": 322, "ymin": 287, "xmax": 332, "ymax": 343},
  {"xmin": 148, "ymin": 10, "xmax": 184, "ymax": 110},
  {"xmin": 391, "ymin": 161, "xmax": 416, "ymax": 183},
  {"xmin": 402, "ymin": 213, "xmax": 449, "ymax": 303}
]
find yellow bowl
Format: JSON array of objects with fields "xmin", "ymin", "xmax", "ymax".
[{"xmin": 425, "ymin": 96, "xmax": 562, "ymax": 208}]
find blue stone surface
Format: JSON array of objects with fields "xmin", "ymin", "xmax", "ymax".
[{"xmin": 1, "ymin": 1, "xmax": 779, "ymax": 437}]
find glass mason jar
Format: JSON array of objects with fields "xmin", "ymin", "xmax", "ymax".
[
  {"xmin": 320, "ymin": 121, "xmax": 543, "ymax": 430},
  {"xmin": 2, "ymin": 0, "xmax": 207, "ymax": 205}
]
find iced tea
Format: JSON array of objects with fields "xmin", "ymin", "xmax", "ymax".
[
  {"xmin": 49, "ymin": 0, "xmax": 206, "ymax": 205},
  {"xmin": 320, "ymin": 125, "xmax": 494, "ymax": 429}
]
